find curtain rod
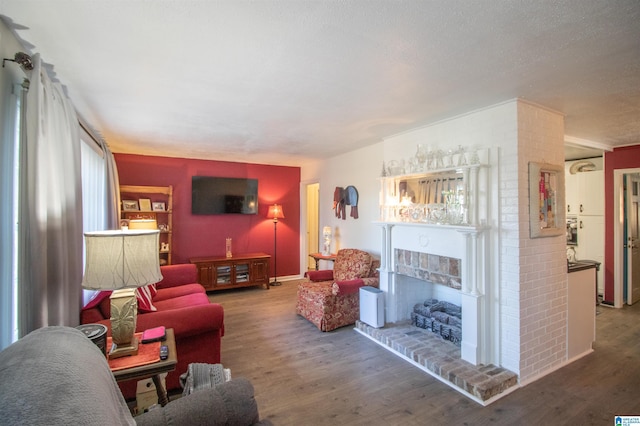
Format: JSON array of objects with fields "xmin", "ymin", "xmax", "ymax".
[{"xmin": 78, "ymin": 119, "xmax": 107, "ymax": 153}]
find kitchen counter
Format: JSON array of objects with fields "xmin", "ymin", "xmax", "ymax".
[
  {"xmin": 568, "ymin": 259, "xmax": 601, "ymax": 306},
  {"xmin": 567, "ymin": 260, "xmax": 600, "ymax": 273},
  {"xmin": 567, "ymin": 261, "xmax": 598, "ymax": 360}
]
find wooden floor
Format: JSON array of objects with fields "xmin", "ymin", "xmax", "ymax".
[{"xmin": 209, "ymin": 280, "xmax": 640, "ymax": 425}]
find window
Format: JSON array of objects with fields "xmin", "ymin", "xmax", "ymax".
[
  {"xmin": 80, "ymin": 131, "xmax": 107, "ymax": 305},
  {"xmin": 0, "ymin": 78, "xmax": 26, "ymax": 350}
]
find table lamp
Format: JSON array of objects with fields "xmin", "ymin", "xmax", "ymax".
[
  {"xmin": 322, "ymin": 226, "xmax": 332, "ymax": 256},
  {"xmin": 82, "ymin": 229, "xmax": 162, "ymax": 358},
  {"xmin": 267, "ymin": 204, "xmax": 285, "ymax": 286}
]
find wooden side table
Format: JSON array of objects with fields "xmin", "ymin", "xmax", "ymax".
[
  {"xmin": 308, "ymin": 252, "xmax": 337, "ymax": 270},
  {"xmin": 109, "ymin": 328, "xmax": 177, "ymax": 407}
]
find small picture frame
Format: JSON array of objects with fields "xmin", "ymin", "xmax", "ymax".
[
  {"xmin": 139, "ymin": 198, "xmax": 152, "ymax": 211},
  {"xmin": 152, "ymin": 202, "xmax": 166, "ymax": 212},
  {"xmin": 122, "ymin": 200, "xmax": 139, "ymax": 211},
  {"xmin": 120, "ymin": 219, "xmax": 130, "ymax": 229}
]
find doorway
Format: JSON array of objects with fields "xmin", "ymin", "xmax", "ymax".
[
  {"xmin": 613, "ymin": 168, "xmax": 640, "ymax": 307},
  {"xmin": 625, "ymin": 173, "xmax": 640, "ymax": 304},
  {"xmin": 306, "ymin": 183, "xmax": 320, "ymax": 270}
]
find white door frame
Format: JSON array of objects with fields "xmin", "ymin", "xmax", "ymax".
[
  {"xmin": 613, "ymin": 167, "xmax": 640, "ymax": 308},
  {"xmin": 299, "ymin": 179, "xmax": 320, "ymax": 277},
  {"xmin": 625, "ymin": 173, "xmax": 640, "ymax": 305}
]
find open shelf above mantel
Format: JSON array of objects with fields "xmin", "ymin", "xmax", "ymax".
[
  {"xmin": 379, "ymin": 162, "xmax": 487, "ymax": 180},
  {"xmin": 378, "ymin": 163, "xmax": 490, "ymax": 227}
]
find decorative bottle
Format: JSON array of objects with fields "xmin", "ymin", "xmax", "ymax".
[{"xmin": 226, "ymin": 238, "xmax": 232, "ymax": 258}]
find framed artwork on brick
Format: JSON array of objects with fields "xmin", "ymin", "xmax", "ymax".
[{"xmin": 529, "ymin": 161, "xmax": 565, "ymax": 238}]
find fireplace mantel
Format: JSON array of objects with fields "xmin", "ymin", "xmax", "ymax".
[{"xmin": 375, "ymin": 154, "xmax": 494, "ymax": 366}]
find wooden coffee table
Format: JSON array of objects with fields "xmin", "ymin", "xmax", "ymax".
[{"xmin": 109, "ymin": 328, "xmax": 177, "ymax": 407}]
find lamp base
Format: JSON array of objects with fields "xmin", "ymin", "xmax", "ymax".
[
  {"xmin": 109, "ymin": 288, "xmax": 139, "ymax": 359},
  {"xmin": 109, "ymin": 336, "xmax": 139, "ymax": 359},
  {"xmin": 270, "ymin": 280, "xmax": 282, "ymax": 286}
]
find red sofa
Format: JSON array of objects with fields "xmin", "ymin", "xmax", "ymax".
[{"xmin": 81, "ymin": 263, "xmax": 224, "ymax": 400}]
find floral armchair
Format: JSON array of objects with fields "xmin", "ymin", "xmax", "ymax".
[{"xmin": 296, "ymin": 248, "xmax": 380, "ymax": 331}]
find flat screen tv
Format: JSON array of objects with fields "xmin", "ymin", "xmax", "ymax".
[{"xmin": 192, "ymin": 176, "xmax": 258, "ymax": 215}]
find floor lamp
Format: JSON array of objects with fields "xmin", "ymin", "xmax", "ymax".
[{"xmin": 268, "ymin": 204, "xmax": 285, "ymax": 286}]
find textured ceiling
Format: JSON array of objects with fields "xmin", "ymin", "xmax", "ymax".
[{"xmin": 1, "ymin": 1, "xmax": 639, "ymax": 166}]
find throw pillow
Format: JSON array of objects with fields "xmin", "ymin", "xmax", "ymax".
[
  {"xmin": 82, "ymin": 290, "xmax": 112, "ymax": 310},
  {"xmin": 305, "ymin": 269, "xmax": 334, "ymax": 282},
  {"xmin": 136, "ymin": 284, "xmax": 157, "ymax": 313},
  {"xmin": 332, "ymin": 279, "xmax": 365, "ymax": 296},
  {"xmin": 148, "ymin": 282, "xmax": 158, "ymax": 298}
]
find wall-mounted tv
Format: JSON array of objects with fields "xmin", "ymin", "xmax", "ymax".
[{"xmin": 192, "ymin": 176, "xmax": 258, "ymax": 215}]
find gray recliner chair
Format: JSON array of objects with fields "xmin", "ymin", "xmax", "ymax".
[{"xmin": 0, "ymin": 326, "xmax": 267, "ymax": 425}]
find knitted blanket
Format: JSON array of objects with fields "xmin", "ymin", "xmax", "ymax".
[{"xmin": 180, "ymin": 362, "xmax": 231, "ymax": 396}]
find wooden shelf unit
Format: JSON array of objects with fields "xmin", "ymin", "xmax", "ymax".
[
  {"xmin": 190, "ymin": 253, "xmax": 271, "ymax": 291},
  {"xmin": 120, "ymin": 185, "xmax": 173, "ymax": 265}
]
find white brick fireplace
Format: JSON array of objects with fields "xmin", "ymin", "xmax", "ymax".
[
  {"xmin": 350, "ymin": 99, "xmax": 567, "ymax": 387},
  {"xmin": 376, "ymin": 222, "xmax": 493, "ymax": 365}
]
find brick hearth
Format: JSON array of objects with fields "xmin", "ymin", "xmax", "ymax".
[{"xmin": 355, "ymin": 320, "xmax": 518, "ymax": 405}]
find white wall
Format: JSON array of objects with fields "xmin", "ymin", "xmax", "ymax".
[{"xmin": 302, "ymin": 143, "xmax": 384, "ymax": 258}]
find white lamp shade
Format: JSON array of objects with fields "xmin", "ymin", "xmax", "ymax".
[{"xmin": 82, "ymin": 230, "xmax": 162, "ymax": 290}]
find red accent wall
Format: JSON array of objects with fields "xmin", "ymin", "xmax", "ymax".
[
  {"xmin": 115, "ymin": 154, "xmax": 301, "ymax": 277},
  {"xmin": 603, "ymin": 144, "xmax": 640, "ymax": 303}
]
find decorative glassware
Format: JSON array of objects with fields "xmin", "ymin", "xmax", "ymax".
[
  {"xmin": 408, "ymin": 156, "xmax": 419, "ymax": 173},
  {"xmin": 426, "ymin": 149, "xmax": 435, "ymax": 170},
  {"xmin": 415, "ymin": 144, "xmax": 427, "ymax": 171},
  {"xmin": 435, "ymin": 150, "xmax": 445, "ymax": 169},
  {"xmin": 381, "ymin": 161, "xmax": 387, "ymax": 177},
  {"xmin": 457, "ymin": 145, "xmax": 467, "ymax": 166},
  {"xmin": 443, "ymin": 189, "xmax": 464, "ymax": 224},
  {"xmin": 386, "ymin": 160, "xmax": 405, "ymax": 176},
  {"xmin": 469, "ymin": 145, "xmax": 481, "ymax": 164},
  {"xmin": 428, "ymin": 203, "xmax": 446, "ymax": 224},
  {"xmin": 446, "ymin": 149, "xmax": 455, "ymax": 168}
]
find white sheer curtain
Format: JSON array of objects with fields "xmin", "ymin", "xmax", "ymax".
[
  {"xmin": 81, "ymin": 138, "xmax": 106, "ymax": 234},
  {"xmin": 18, "ymin": 53, "xmax": 84, "ymax": 335},
  {"xmin": 81, "ymin": 137, "xmax": 106, "ymax": 306},
  {"xmin": 0, "ymin": 62, "xmax": 27, "ymax": 350},
  {"xmin": 104, "ymin": 141, "xmax": 121, "ymax": 229}
]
